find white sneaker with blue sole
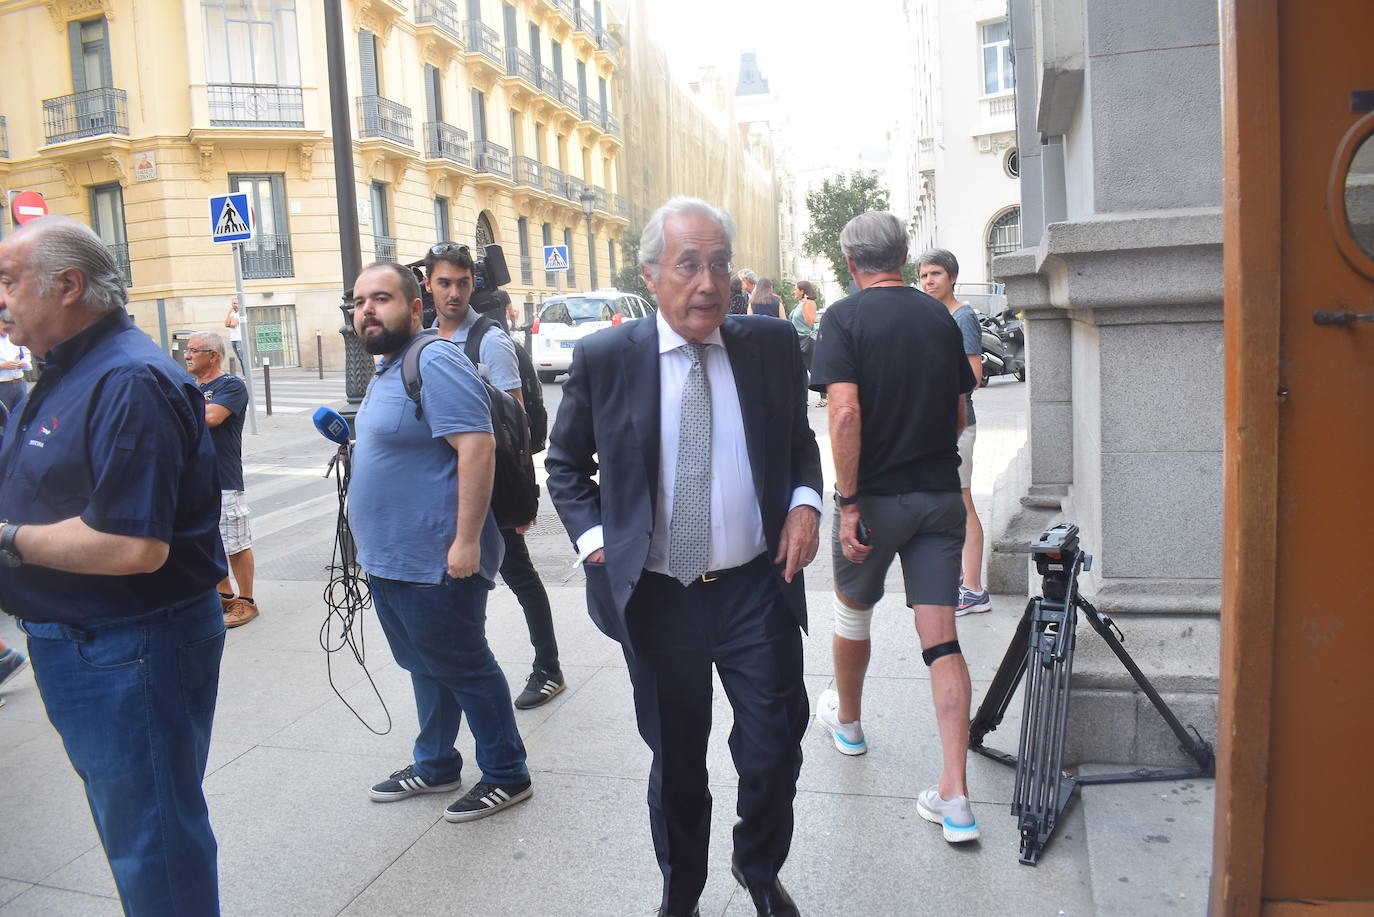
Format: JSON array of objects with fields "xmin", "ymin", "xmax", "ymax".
[
  {"xmin": 917, "ymin": 787, "xmax": 980, "ymax": 843},
  {"xmin": 815, "ymin": 688, "xmax": 867, "ymax": 755}
]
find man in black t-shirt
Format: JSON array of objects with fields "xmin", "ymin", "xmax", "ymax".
[
  {"xmin": 808, "ymin": 211, "xmax": 981, "ymax": 845},
  {"xmin": 186, "ymin": 331, "xmax": 259, "ymax": 628}
]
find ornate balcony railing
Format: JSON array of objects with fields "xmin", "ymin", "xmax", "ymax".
[
  {"xmin": 596, "ymin": 26, "xmax": 620, "ymax": 57},
  {"xmin": 424, "ymin": 121, "xmax": 470, "ymax": 164},
  {"xmin": 43, "ymin": 88, "xmax": 129, "ymax": 144},
  {"xmin": 552, "ymin": 0, "xmax": 573, "ymax": 19},
  {"xmin": 573, "ymin": 7, "xmax": 595, "ymax": 33},
  {"xmin": 580, "ymin": 97, "xmax": 603, "ymax": 124},
  {"xmin": 472, "ymin": 140, "xmax": 511, "ymax": 178},
  {"xmin": 564, "ymin": 176, "xmax": 586, "ymax": 202},
  {"xmin": 107, "ymin": 242, "xmax": 132, "ymax": 288},
  {"xmin": 208, "ymin": 84, "xmax": 305, "ymax": 127},
  {"xmin": 601, "ymin": 111, "xmax": 620, "ymax": 135},
  {"xmin": 464, "ymin": 20, "xmax": 502, "ymax": 65},
  {"xmin": 613, "ymin": 193, "xmax": 627, "ymax": 218},
  {"xmin": 238, "ymin": 234, "xmax": 295, "ymax": 279},
  {"xmin": 984, "ymin": 93, "xmax": 1016, "ymax": 119},
  {"xmin": 542, "ymin": 165, "xmax": 566, "ymax": 197},
  {"xmin": 0, "ymin": 116, "xmax": 7, "ymax": 158},
  {"xmin": 415, "ymin": 0, "xmax": 463, "ymax": 40},
  {"xmin": 357, "ymin": 95, "xmax": 413, "ymax": 146},
  {"xmin": 512, "ymin": 155, "xmax": 542, "ymax": 188},
  {"xmin": 558, "ymin": 80, "xmax": 580, "ymax": 111},
  {"xmin": 506, "ymin": 47, "xmax": 537, "ymax": 86},
  {"xmin": 592, "ymin": 186, "xmax": 609, "ymax": 213},
  {"xmin": 374, "ymin": 235, "xmax": 398, "ymax": 262},
  {"xmin": 519, "ymin": 254, "xmax": 533, "ymax": 284},
  {"xmin": 538, "ymin": 66, "xmax": 558, "ymax": 95}
]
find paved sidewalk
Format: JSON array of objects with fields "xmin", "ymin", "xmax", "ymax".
[{"xmin": 0, "ymin": 373, "xmax": 1213, "ymax": 916}]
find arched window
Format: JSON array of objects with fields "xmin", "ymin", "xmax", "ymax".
[
  {"xmin": 475, "ymin": 211, "xmax": 496, "ymax": 252},
  {"xmin": 986, "ymin": 206, "xmax": 1021, "ymax": 279}
]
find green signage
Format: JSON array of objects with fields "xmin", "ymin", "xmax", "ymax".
[{"xmin": 254, "ymin": 322, "xmax": 284, "ymax": 353}]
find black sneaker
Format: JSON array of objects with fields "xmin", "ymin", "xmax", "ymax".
[
  {"xmin": 514, "ymin": 670, "xmax": 566, "ymax": 709},
  {"xmin": 443, "ymin": 779, "xmax": 533, "ymax": 822},
  {"xmin": 369, "ymin": 764, "xmax": 462, "ymax": 802}
]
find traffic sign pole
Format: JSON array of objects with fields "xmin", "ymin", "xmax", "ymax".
[{"xmin": 231, "ymin": 243, "xmax": 260, "ymax": 436}]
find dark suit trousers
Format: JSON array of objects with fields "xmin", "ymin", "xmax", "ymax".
[{"xmin": 624, "ymin": 555, "xmax": 809, "ymax": 913}]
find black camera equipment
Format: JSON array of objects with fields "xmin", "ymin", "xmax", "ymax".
[
  {"xmin": 410, "ymin": 243, "xmax": 512, "ymax": 328},
  {"xmin": 313, "ymin": 406, "xmax": 391, "ymax": 735},
  {"xmin": 968, "ymin": 523, "xmax": 1215, "ymax": 866}
]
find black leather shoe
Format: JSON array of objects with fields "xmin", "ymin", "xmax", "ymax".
[
  {"xmin": 656, "ymin": 908, "xmax": 699, "ymax": 917},
  {"xmin": 731, "ymin": 861, "xmax": 800, "ymax": 917}
]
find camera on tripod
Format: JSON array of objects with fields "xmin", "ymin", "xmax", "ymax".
[{"xmin": 1030, "ymin": 523, "xmax": 1091, "ymax": 605}]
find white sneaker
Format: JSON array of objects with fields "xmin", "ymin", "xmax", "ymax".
[
  {"xmin": 916, "ymin": 787, "xmax": 980, "ymax": 843},
  {"xmin": 815, "ymin": 688, "xmax": 866, "ymax": 755}
]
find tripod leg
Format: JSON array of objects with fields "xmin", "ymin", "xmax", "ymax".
[{"xmin": 969, "ymin": 597, "xmax": 1035, "ymax": 748}]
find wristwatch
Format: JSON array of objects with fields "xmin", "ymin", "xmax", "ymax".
[
  {"xmin": 0, "ymin": 522, "xmax": 23, "ymax": 568},
  {"xmin": 833, "ymin": 490, "xmax": 861, "ymax": 508}
]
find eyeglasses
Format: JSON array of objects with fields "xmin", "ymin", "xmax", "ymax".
[
  {"xmin": 184, "ymin": 348, "xmax": 213, "ymax": 355},
  {"xmin": 430, "ymin": 242, "xmax": 471, "ymax": 257},
  {"xmin": 665, "ymin": 258, "xmax": 734, "ymax": 279}
]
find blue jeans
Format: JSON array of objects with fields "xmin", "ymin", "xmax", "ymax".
[
  {"xmin": 20, "ymin": 590, "xmax": 225, "ymax": 916},
  {"xmin": 369, "ymin": 574, "xmax": 528, "ymax": 785}
]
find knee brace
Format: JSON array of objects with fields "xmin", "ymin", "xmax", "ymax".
[
  {"xmin": 832, "ymin": 596, "xmax": 874, "ymax": 641},
  {"xmin": 922, "ymin": 640, "xmax": 962, "ymax": 666}
]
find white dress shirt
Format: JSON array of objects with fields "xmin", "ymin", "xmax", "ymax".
[
  {"xmin": 0, "ymin": 335, "xmax": 29, "ymax": 382},
  {"xmin": 575, "ymin": 313, "xmax": 822, "ymax": 568}
]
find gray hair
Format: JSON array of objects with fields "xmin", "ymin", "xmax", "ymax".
[
  {"xmin": 916, "ymin": 248, "xmax": 960, "ymax": 279},
  {"xmin": 737, "ymin": 268, "xmax": 757, "ymax": 284},
  {"xmin": 25, "ymin": 216, "xmax": 128, "ymax": 314},
  {"xmin": 638, "ymin": 197, "xmax": 736, "ymax": 280},
  {"xmin": 188, "ymin": 331, "xmax": 226, "ymax": 362},
  {"xmin": 839, "ymin": 211, "xmax": 909, "ymax": 275}
]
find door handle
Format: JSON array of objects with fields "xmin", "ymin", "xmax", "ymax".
[{"xmin": 1313, "ymin": 310, "xmax": 1374, "ymax": 326}]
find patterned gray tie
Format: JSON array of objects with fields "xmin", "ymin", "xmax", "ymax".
[{"xmin": 669, "ymin": 342, "xmax": 712, "ymax": 586}]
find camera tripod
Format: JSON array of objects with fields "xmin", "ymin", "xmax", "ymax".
[{"xmin": 968, "ymin": 524, "xmax": 1215, "ymax": 865}]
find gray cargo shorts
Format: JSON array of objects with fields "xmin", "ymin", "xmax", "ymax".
[{"xmin": 832, "ymin": 490, "xmax": 966, "ymax": 608}]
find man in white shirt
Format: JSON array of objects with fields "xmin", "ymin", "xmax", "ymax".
[
  {"xmin": 547, "ymin": 197, "xmax": 822, "ymax": 917},
  {"xmin": 0, "ymin": 311, "xmax": 31, "ymax": 415}
]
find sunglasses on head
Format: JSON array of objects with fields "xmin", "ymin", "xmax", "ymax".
[{"xmin": 430, "ymin": 242, "xmax": 472, "ymax": 257}]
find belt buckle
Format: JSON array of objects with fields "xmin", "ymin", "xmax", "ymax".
[{"xmin": 700, "ymin": 571, "xmax": 718, "ymax": 583}]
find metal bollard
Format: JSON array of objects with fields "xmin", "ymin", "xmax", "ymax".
[
  {"xmin": 262, "ymin": 359, "xmax": 272, "ymax": 416},
  {"xmin": 316, "ymin": 330, "xmax": 324, "ymax": 379}
]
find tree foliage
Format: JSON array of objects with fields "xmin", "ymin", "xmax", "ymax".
[
  {"xmin": 612, "ymin": 230, "xmax": 654, "ymax": 304},
  {"xmin": 803, "ymin": 171, "xmax": 891, "ymax": 293}
]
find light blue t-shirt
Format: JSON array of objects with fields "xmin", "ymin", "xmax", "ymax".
[
  {"xmin": 439, "ymin": 308, "xmax": 522, "ymax": 393},
  {"xmin": 348, "ymin": 340, "xmax": 504, "ymax": 584}
]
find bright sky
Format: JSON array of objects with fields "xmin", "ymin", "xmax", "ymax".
[{"xmin": 639, "ymin": 0, "xmax": 913, "ymax": 172}]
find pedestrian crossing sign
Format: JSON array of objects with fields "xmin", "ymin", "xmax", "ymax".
[
  {"xmin": 543, "ymin": 244, "xmax": 570, "ymax": 272},
  {"xmin": 209, "ymin": 193, "xmax": 254, "ymax": 244}
]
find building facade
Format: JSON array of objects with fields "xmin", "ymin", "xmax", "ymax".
[
  {"xmin": 905, "ymin": 0, "xmax": 1021, "ymax": 284},
  {"xmin": 991, "ymin": 0, "xmax": 1223, "ymax": 765},
  {"xmin": 0, "ymin": 0, "xmax": 630, "ymax": 369}
]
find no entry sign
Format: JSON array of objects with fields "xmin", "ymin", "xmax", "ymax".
[{"xmin": 11, "ymin": 190, "xmax": 49, "ymax": 225}]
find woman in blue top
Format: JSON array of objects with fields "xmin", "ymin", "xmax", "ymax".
[{"xmin": 746, "ymin": 277, "xmax": 783, "ymax": 318}]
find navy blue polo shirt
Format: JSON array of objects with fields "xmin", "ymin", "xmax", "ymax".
[{"xmin": 0, "ymin": 310, "xmax": 227, "ymax": 623}]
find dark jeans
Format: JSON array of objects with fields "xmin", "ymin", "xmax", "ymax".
[
  {"xmin": 0, "ymin": 379, "xmax": 27, "ymax": 414},
  {"xmin": 20, "ymin": 590, "xmax": 225, "ymax": 916},
  {"xmin": 624, "ymin": 556, "xmax": 809, "ymax": 914},
  {"xmin": 368, "ymin": 574, "xmax": 529, "ymax": 785},
  {"xmin": 499, "ymin": 527, "xmax": 560, "ymax": 675}
]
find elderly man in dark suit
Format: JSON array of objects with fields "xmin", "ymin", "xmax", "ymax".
[{"xmin": 546, "ymin": 197, "xmax": 822, "ymax": 917}]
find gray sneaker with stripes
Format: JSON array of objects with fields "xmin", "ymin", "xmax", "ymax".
[
  {"xmin": 368, "ymin": 764, "xmax": 462, "ymax": 802},
  {"xmin": 444, "ymin": 779, "xmax": 533, "ymax": 823}
]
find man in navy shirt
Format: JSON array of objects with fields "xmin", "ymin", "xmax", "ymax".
[
  {"xmin": 0, "ymin": 216, "xmax": 226, "ymax": 914},
  {"xmin": 348, "ymin": 261, "xmax": 532, "ymax": 823},
  {"xmin": 187, "ymin": 330, "xmax": 259, "ymax": 628}
]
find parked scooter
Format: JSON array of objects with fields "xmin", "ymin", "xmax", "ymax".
[{"xmin": 978, "ymin": 309, "xmax": 1025, "ymax": 384}]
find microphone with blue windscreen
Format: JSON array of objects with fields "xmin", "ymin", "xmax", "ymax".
[{"xmin": 313, "ymin": 406, "xmax": 351, "ymax": 446}]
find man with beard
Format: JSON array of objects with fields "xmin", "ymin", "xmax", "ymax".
[
  {"xmin": 348, "ymin": 262, "xmax": 532, "ymax": 822},
  {"xmin": 426, "ymin": 244, "xmax": 565, "ymax": 708}
]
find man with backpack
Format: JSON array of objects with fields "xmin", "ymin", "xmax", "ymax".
[
  {"xmin": 349, "ymin": 261, "xmax": 533, "ymax": 822},
  {"xmin": 426, "ymin": 243, "xmax": 566, "ymax": 709}
]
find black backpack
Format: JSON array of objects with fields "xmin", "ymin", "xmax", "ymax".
[
  {"xmin": 399, "ymin": 329, "xmax": 540, "ymax": 531},
  {"xmin": 466, "ymin": 316, "xmax": 548, "ymax": 454}
]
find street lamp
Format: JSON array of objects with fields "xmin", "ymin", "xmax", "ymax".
[{"xmin": 579, "ymin": 188, "xmax": 596, "ymax": 289}]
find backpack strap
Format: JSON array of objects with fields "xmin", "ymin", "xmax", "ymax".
[
  {"xmin": 463, "ymin": 315, "xmax": 499, "ymax": 368},
  {"xmin": 398, "ymin": 328, "xmax": 443, "ymax": 419}
]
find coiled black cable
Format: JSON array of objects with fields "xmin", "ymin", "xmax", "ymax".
[{"xmin": 318, "ymin": 444, "xmax": 391, "ymax": 735}]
